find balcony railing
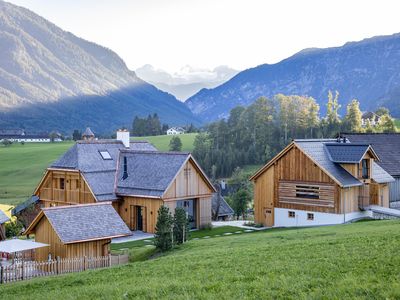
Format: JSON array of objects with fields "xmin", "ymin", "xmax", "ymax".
[{"xmin": 39, "ymin": 188, "xmax": 91, "ymax": 203}]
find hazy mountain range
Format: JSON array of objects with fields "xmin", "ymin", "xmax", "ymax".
[
  {"xmin": 0, "ymin": 1, "xmax": 198, "ymax": 133},
  {"xmin": 135, "ymin": 65, "xmax": 239, "ymax": 101},
  {"xmin": 187, "ymin": 33, "xmax": 400, "ymax": 123}
]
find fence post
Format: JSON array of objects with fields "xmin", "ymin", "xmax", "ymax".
[
  {"xmin": 21, "ymin": 261, "xmax": 24, "ymax": 280},
  {"xmin": 56, "ymin": 256, "xmax": 60, "ymax": 275},
  {"xmin": 83, "ymin": 256, "xmax": 86, "ymax": 271},
  {"xmin": 0, "ymin": 265, "xmax": 3, "ymax": 284},
  {"xmin": 108, "ymin": 254, "xmax": 112, "ymax": 267}
]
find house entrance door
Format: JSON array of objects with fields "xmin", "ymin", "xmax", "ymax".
[
  {"xmin": 136, "ymin": 206, "xmax": 143, "ymax": 231},
  {"xmin": 264, "ymin": 207, "xmax": 274, "ymax": 227}
]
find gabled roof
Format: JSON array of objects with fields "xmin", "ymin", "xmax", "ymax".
[
  {"xmin": 25, "ymin": 202, "xmax": 131, "ymax": 244},
  {"xmin": 342, "ymin": 133, "xmax": 400, "ymax": 176},
  {"xmin": 0, "ymin": 210, "xmax": 10, "ymax": 224},
  {"xmin": 250, "ymin": 139, "xmax": 393, "ymax": 187},
  {"xmin": 12, "ymin": 195, "xmax": 40, "ymax": 216},
  {"xmin": 116, "ymin": 151, "xmax": 215, "ymax": 197},
  {"xmin": 212, "ymin": 193, "xmax": 234, "ymax": 217},
  {"xmin": 82, "ymin": 127, "xmax": 95, "ymax": 137},
  {"xmin": 325, "ymin": 143, "xmax": 378, "ymax": 163},
  {"xmin": 49, "ymin": 140, "xmax": 157, "ymax": 201},
  {"xmin": 372, "ymin": 162, "xmax": 395, "ymax": 184}
]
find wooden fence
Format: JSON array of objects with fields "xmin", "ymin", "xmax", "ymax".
[{"xmin": 0, "ymin": 254, "xmax": 128, "ymax": 284}]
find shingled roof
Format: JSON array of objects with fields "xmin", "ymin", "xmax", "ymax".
[
  {"xmin": 25, "ymin": 203, "xmax": 131, "ymax": 244},
  {"xmin": 212, "ymin": 193, "xmax": 234, "ymax": 217},
  {"xmin": 342, "ymin": 133, "xmax": 400, "ymax": 176},
  {"xmin": 252, "ymin": 139, "xmax": 394, "ymax": 186},
  {"xmin": 50, "ymin": 140, "xmax": 157, "ymax": 201},
  {"xmin": 116, "ymin": 151, "xmax": 191, "ymax": 197},
  {"xmin": 0, "ymin": 210, "xmax": 9, "ymax": 224}
]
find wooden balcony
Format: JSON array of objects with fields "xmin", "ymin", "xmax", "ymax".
[{"xmin": 39, "ymin": 188, "xmax": 92, "ymax": 204}]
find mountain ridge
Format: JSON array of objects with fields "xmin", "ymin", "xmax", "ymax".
[
  {"xmin": 0, "ymin": 0, "xmax": 198, "ymax": 132},
  {"xmin": 186, "ymin": 32, "xmax": 400, "ymax": 122}
]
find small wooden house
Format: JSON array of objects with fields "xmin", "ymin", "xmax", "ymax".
[
  {"xmin": 250, "ymin": 139, "xmax": 395, "ymax": 227},
  {"xmin": 24, "ymin": 202, "xmax": 131, "ymax": 260},
  {"xmin": 15, "ymin": 129, "xmax": 215, "ymax": 234},
  {"xmin": 0, "ymin": 210, "xmax": 10, "ymax": 241}
]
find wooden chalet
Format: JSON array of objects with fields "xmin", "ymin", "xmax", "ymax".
[
  {"xmin": 0, "ymin": 210, "xmax": 10, "ymax": 241},
  {"xmin": 15, "ymin": 129, "xmax": 215, "ymax": 234},
  {"xmin": 250, "ymin": 139, "xmax": 395, "ymax": 227},
  {"xmin": 24, "ymin": 202, "xmax": 131, "ymax": 260}
]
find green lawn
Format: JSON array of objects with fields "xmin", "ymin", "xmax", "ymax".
[
  {"xmin": 2, "ymin": 220, "xmax": 400, "ymax": 299},
  {"xmin": 0, "ymin": 142, "xmax": 74, "ymax": 205},
  {"xmin": 131, "ymin": 133, "xmax": 197, "ymax": 152}
]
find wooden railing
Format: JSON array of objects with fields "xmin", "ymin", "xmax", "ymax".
[
  {"xmin": 0, "ymin": 255, "xmax": 128, "ymax": 284},
  {"xmin": 40, "ymin": 188, "xmax": 92, "ymax": 204}
]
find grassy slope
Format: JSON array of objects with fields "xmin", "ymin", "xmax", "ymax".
[
  {"xmin": 131, "ymin": 133, "xmax": 197, "ymax": 152},
  {"xmin": 2, "ymin": 220, "xmax": 400, "ymax": 299},
  {"xmin": 0, "ymin": 142, "xmax": 73, "ymax": 205}
]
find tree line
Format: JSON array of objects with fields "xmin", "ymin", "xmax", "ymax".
[{"xmin": 193, "ymin": 91, "xmax": 397, "ymax": 179}]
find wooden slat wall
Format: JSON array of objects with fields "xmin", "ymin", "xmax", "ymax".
[
  {"xmin": 278, "ymin": 181, "xmax": 335, "ymax": 208},
  {"xmin": 37, "ymin": 171, "xmax": 96, "ymax": 206},
  {"xmin": 119, "ymin": 197, "xmax": 163, "ymax": 233},
  {"xmin": 198, "ymin": 197, "xmax": 212, "ymax": 226},
  {"xmin": 340, "ymin": 187, "xmax": 359, "ymax": 213},
  {"xmin": 274, "ymin": 146, "xmax": 340, "ymax": 213}
]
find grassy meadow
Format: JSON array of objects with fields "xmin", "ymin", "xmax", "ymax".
[
  {"xmin": 0, "ymin": 142, "xmax": 74, "ymax": 205},
  {"xmin": 1, "ymin": 220, "xmax": 400, "ymax": 299},
  {"xmin": 132, "ymin": 133, "xmax": 197, "ymax": 152}
]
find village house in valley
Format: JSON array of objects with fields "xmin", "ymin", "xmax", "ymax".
[
  {"xmin": 24, "ymin": 202, "xmax": 131, "ymax": 260},
  {"xmin": 15, "ymin": 129, "xmax": 215, "ymax": 234},
  {"xmin": 250, "ymin": 138, "xmax": 395, "ymax": 227}
]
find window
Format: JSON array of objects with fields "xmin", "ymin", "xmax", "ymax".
[
  {"xmin": 362, "ymin": 159, "xmax": 369, "ymax": 179},
  {"xmin": 295, "ymin": 185, "xmax": 320, "ymax": 199},
  {"xmin": 60, "ymin": 178, "xmax": 65, "ymax": 190},
  {"xmin": 99, "ymin": 150, "xmax": 112, "ymax": 160},
  {"xmin": 288, "ymin": 211, "xmax": 295, "ymax": 218},
  {"xmin": 307, "ymin": 213, "xmax": 314, "ymax": 221}
]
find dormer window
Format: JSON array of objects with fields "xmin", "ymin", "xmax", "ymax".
[
  {"xmin": 361, "ymin": 159, "xmax": 369, "ymax": 179},
  {"xmin": 99, "ymin": 150, "xmax": 112, "ymax": 160}
]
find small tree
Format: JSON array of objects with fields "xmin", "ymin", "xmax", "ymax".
[
  {"xmin": 154, "ymin": 206, "xmax": 173, "ymax": 251},
  {"xmin": 5, "ymin": 220, "xmax": 24, "ymax": 238},
  {"xmin": 231, "ymin": 189, "xmax": 252, "ymax": 220},
  {"xmin": 169, "ymin": 136, "xmax": 182, "ymax": 151},
  {"xmin": 173, "ymin": 207, "xmax": 189, "ymax": 244},
  {"xmin": 2, "ymin": 139, "xmax": 12, "ymax": 147}
]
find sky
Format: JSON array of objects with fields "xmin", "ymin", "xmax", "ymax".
[{"xmin": 6, "ymin": 0, "xmax": 400, "ymax": 73}]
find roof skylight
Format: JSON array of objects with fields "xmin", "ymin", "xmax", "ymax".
[{"xmin": 99, "ymin": 150, "xmax": 112, "ymax": 160}]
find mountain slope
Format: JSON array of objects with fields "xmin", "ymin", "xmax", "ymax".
[
  {"xmin": 186, "ymin": 33, "xmax": 400, "ymax": 122},
  {"xmin": 0, "ymin": 1, "xmax": 198, "ymax": 132}
]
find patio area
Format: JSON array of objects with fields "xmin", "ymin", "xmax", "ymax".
[{"xmin": 112, "ymin": 231, "xmax": 154, "ymax": 244}]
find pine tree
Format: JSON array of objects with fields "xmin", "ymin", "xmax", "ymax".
[
  {"xmin": 173, "ymin": 207, "xmax": 189, "ymax": 244},
  {"xmin": 154, "ymin": 206, "xmax": 173, "ymax": 252},
  {"xmin": 324, "ymin": 90, "xmax": 341, "ymax": 137},
  {"xmin": 169, "ymin": 136, "xmax": 182, "ymax": 151}
]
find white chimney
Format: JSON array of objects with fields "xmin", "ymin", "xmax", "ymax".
[{"xmin": 117, "ymin": 129, "xmax": 130, "ymax": 148}]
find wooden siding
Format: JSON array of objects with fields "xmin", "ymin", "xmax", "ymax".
[
  {"xmin": 163, "ymin": 159, "xmax": 212, "ymax": 201},
  {"xmin": 340, "ymin": 187, "xmax": 360, "ymax": 213},
  {"xmin": 254, "ymin": 165, "xmax": 274, "ymax": 226},
  {"xmin": 278, "ymin": 181, "xmax": 335, "ymax": 208},
  {"xmin": 33, "ymin": 217, "xmax": 109, "ymax": 261},
  {"xmin": 119, "ymin": 197, "xmax": 163, "ymax": 233},
  {"xmin": 274, "ymin": 146, "xmax": 340, "ymax": 214},
  {"xmin": 198, "ymin": 197, "xmax": 212, "ymax": 226},
  {"xmin": 37, "ymin": 170, "xmax": 96, "ymax": 206}
]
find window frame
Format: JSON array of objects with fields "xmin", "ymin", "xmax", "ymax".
[
  {"xmin": 361, "ymin": 159, "xmax": 369, "ymax": 179},
  {"xmin": 307, "ymin": 213, "xmax": 314, "ymax": 221},
  {"xmin": 99, "ymin": 150, "xmax": 112, "ymax": 160},
  {"xmin": 288, "ymin": 211, "xmax": 295, "ymax": 218}
]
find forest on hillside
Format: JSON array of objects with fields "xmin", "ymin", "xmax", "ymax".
[{"xmin": 193, "ymin": 91, "xmax": 396, "ymax": 179}]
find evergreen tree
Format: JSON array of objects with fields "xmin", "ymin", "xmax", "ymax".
[
  {"xmin": 231, "ymin": 189, "xmax": 252, "ymax": 220},
  {"xmin": 173, "ymin": 207, "xmax": 189, "ymax": 244},
  {"xmin": 323, "ymin": 90, "xmax": 341, "ymax": 137},
  {"xmin": 169, "ymin": 136, "xmax": 182, "ymax": 151},
  {"xmin": 154, "ymin": 206, "xmax": 173, "ymax": 251},
  {"xmin": 72, "ymin": 129, "xmax": 81, "ymax": 141},
  {"xmin": 343, "ymin": 99, "xmax": 363, "ymax": 132}
]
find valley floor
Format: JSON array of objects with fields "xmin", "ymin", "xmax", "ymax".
[{"xmin": 1, "ymin": 220, "xmax": 400, "ymax": 299}]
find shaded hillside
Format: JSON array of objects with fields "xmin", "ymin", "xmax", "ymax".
[
  {"xmin": 0, "ymin": 1, "xmax": 198, "ymax": 132},
  {"xmin": 186, "ymin": 33, "xmax": 400, "ymax": 122}
]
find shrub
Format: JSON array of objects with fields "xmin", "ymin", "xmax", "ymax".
[
  {"xmin": 169, "ymin": 136, "xmax": 182, "ymax": 151},
  {"xmin": 154, "ymin": 206, "xmax": 173, "ymax": 252},
  {"xmin": 5, "ymin": 220, "xmax": 24, "ymax": 238},
  {"xmin": 173, "ymin": 207, "xmax": 189, "ymax": 244}
]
